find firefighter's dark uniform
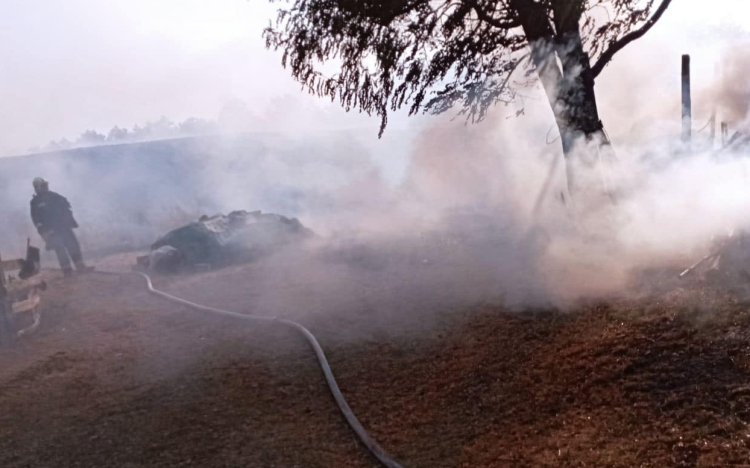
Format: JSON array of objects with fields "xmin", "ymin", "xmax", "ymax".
[{"xmin": 30, "ymin": 190, "xmax": 85, "ymax": 274}]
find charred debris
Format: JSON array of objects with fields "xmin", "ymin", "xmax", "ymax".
[{"xmin": 136, "ymin": 209, "xmax": 315, "ymax": 273}]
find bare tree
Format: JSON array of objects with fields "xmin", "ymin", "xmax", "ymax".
[{"xmin": 264, "ymin": 0, "xmax": 674, "ymax": 187}]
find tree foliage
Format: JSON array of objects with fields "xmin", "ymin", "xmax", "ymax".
[
  {"xmin": 264, "ymin": 0, "xmax": 674, "ymax": 136},
  {"xmin": 37, "ymin": 117, "xmax": 220, "ymax": 153}
]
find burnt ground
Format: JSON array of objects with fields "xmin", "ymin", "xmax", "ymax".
[{"xmin": 1, "ymin": 254, "xmax": 750, "ymax": 467}]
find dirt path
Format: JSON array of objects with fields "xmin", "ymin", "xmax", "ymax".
[{"xmin": 1, "ymin": 264, "xmax": 750, "ymax": 467}]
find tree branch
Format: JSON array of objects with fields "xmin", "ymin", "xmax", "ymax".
[
  {"xmin": 468, "ymin": 0, "xmax": 522, "ymax": 29},
  {"xmin": 590, "ymin": 0, "xmax": 674, "ymax": 78}
]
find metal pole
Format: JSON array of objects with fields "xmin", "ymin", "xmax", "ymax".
[
  {"xmin": 710, "ymin": 61, "xmax": 719, "ymax": 149},
  {"xmin": 682, "ymin": 54, "xmax": 692, "ymax": 144}
]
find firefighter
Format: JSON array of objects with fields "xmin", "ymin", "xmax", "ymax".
[{"xmin": 30, "ymin": 177, "xmax": 92, "ymax": 277}]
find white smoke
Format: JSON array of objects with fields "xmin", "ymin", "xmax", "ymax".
[{"xmin": 2, "ymin": 0, "xmax": 750, "ymax": 316}]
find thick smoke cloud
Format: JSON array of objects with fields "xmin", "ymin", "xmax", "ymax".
[{"xmin": 2, "ymin": 1, "xmax": 750, "ymax": 317}]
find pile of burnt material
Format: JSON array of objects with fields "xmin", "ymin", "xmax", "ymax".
[{"xmin": 137, "ymin": 210, "xmax": 314, "ymax": 273}]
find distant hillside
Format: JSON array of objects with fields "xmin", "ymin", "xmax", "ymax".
[{"xmin": 0, "ymin": 132, "xmax": 386, "ymax": 259}]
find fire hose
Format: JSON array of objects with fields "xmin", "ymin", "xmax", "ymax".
[{"xmin": 132, "ymin": 272, "xmax": 404, "ymax": 468}]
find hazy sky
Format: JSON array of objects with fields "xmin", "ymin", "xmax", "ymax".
[{"xmin": 1, "ymin": 0, "xmax": 749, "ymax": 157}]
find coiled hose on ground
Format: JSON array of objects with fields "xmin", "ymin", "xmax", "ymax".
[{"xmin": 133, "ymin": 272, "xmax": 404, "ymax": 468}]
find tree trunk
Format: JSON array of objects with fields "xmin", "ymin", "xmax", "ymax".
[
  {"xmin": 552, "ymin": 1, "xmax": 607, "ymax": 144},
  {"xmin": 512, "ymin": 0, "xmax": 612, "ymax": 196},
  {"xmin": 509, "ymin": 1, "xmax": 574, "ymax": 147},
  {"xmin": 553, "ymin": 28, "xmax": 610, "ymax": 196}
]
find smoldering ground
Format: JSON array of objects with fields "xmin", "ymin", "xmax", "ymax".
[
  {"xmin": 6, "ymin": 103, "xmax": 750, "ymax": 333},
  {"xmin": 97, "ymin": 128, "xmax": 750, "ymax": 348}
]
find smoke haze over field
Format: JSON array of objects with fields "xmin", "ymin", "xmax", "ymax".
[{"xmin": 2, "ymin": 1, "xmax": 750, "ymax": 308}]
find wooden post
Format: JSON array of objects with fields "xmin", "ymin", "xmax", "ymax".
[
  {"xmin": 0, "ymin": 251, "xmax": 10, "ymax": 346},
  {"xmin": 722, "ymin": 122, "xmax": 729, "ymax": 147},
  {"xmin": 682, "ymin": 54, "xmax": 692, "ymax": 144}
]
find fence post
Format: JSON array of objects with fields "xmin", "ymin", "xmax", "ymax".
[
  {"xmin": 682, "ymin": 54, "xmax": 692, "ymax": 145},
  {"xmin": 0, "ymin": 251, "xmax": 11, "ymax": 346}
]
